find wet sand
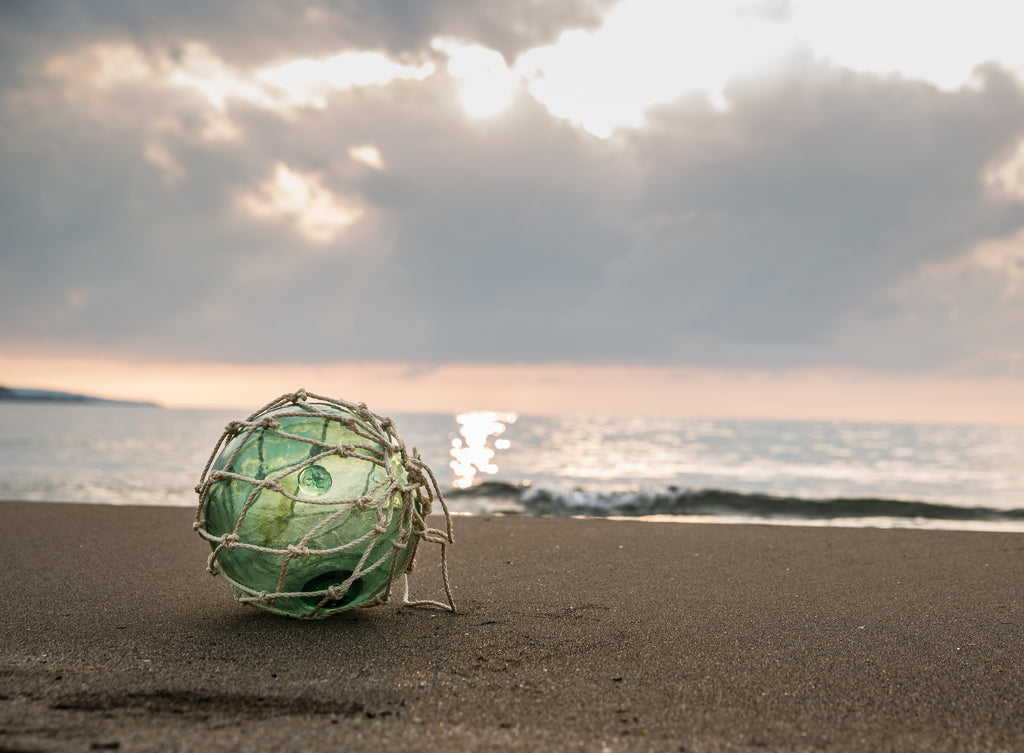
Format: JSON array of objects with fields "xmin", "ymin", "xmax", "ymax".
[{"xmin": 1, "ymin": 500, "xmax": 1021, "ymax": 752}]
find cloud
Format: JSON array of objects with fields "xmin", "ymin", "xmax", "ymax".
[
  {"xmin": 2, "ymin": 0, "xmax": 1024, "ymax": 382},
  {"xmin": 830, "ymin": 226, "xmax": 1024, "ymax": 375},
  {"xmin": 788, "ymin": 0, "xmax": 1024, "ymax": 91},
  {"xmin": 235, "ymin": 163, "xmax": 365, "ymax": 245},
  {"xmin": 985, "ymin": 135, "xmax": 1024, "ymax": 202},
  {"xmin": 585, "ymin": 66, "xmax": 1024, "ymax": 362},
  {"xmin": 0, "ymin": 0, "xmax": 612, "ymax": 72},
  {"xmin": 432, "ymin": 38, "xmax": 519, "ymax": 118},
  {"xmin": 516, "ymin": 0, "xmax": 797, "ymax": 136},
  {"xmin": 348, "ymin": 145, "xmax": 385, "ymax": 170},
  {"xmin": 256, "ymin": 51, "xmax": 435, "ymax": 109}
]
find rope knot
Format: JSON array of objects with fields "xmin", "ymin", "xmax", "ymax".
[
  {"xmin": 257, "ymin": 417, "xmax": 279, "ymax": 430},
  {"xmin": 286, "ymin": 544, "xmax": 311, "ymax": 558},
  {"xmin": 292, "ymin": 388, "xmax": 308, "ymax": 403},
  {"xmin": 221, "ymin": 534, "xmax": 239, "ymax": 549},
  {"xmin": 260, "ymin": 479, "xmax": 284, "ymax": 493},
  {"xmin": 224, "ymin": 420, "xmax": 245, "ymax": 436},
  {"xmin": 327, "ymin": 585, "xmax": 348, "ymax": 600},
  {"xmin": 353, "ymin": 496, "xmax": 374, "ymax": 510},
  {"xmin": 256, "ymin": 591, "xmax": 275, "ymax": 605}
]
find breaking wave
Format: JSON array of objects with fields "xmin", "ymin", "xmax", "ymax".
[{"xmin": 445, "ymin": 481, "xmax": 1024, "ymax": 523}]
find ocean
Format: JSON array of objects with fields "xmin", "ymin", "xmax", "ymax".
[{"xmin": 1, "ymin": 402, "xmax": 1023, "ymax": 531}]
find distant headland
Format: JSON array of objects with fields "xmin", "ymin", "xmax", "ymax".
[{"xmin": 0, "ymin": 386, "xmax": 161, "ymax": 407}]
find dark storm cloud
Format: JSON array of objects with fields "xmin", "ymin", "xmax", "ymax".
[{"xmin": 2, "ymin": 2, "xmax": 1024, "ymax": 375}]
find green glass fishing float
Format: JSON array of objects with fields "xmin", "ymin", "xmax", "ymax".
[{"xmin": 194, "ymin": 389, "xmax": 454, "ymax": 618}]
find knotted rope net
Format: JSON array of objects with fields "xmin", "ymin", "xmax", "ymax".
[{"xmin": 194, "ymin": 388, "xmax": 455, "ymax": 618}]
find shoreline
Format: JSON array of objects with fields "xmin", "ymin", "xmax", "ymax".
[
  {"xmin": 1, "ymin": 500, "xmax": 1022, "ymax": 751},
  {"xmin": 7, "ymin": 497, "xmax": 1024, "ymax": 535}
]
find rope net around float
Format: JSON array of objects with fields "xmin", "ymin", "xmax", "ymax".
[{"xmin": 193, "ymin": 388, "xmax": 455, "ymax": 618}]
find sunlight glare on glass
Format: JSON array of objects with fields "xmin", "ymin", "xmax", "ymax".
[{"xmin": 450, "ymin": 411, "xmax": 517, "ymax": 489}]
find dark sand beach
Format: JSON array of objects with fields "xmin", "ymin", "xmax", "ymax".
[{"xmin": 1, "ymin": 500, "xmax": 1021, "ymax": 752}]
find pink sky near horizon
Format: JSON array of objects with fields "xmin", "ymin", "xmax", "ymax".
[{"xmin": 3, "ymin": 353, "xmax": 1023, "ymax": 425}]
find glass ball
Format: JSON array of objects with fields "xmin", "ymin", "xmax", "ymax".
[{"xmin": 200, "ymin": 400, "xmax": 420, "ymax": 617}]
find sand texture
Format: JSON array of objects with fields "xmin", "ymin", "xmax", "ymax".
[{"xmin": 1, "ymin": 500, "xmax": 1022, "ymax": 752}]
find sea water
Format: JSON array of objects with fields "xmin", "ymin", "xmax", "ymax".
[{"xmin": 1, "ymin": 403, "xmax": 1023, "ymax": 531}]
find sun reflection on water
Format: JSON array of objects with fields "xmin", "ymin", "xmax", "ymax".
[{"xmin": 450, "ymin": 411, "xmax": 517, "ymax": 488}]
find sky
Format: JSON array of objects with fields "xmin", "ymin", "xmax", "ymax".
[{"xmin": 2, "ymin": 0, "xmax": 1024, "ymax": 422}]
